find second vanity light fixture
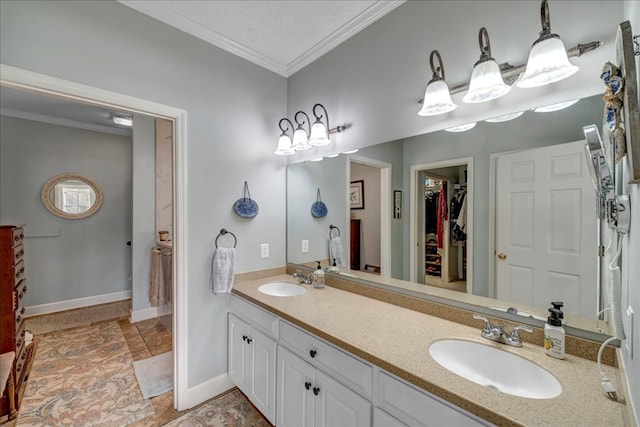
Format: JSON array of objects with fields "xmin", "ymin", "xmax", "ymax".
[
  {"xmin": 275, "ymin": 103, "xmax": 346, "ymax": 156},
  {"xmin": 418, "ymin": 0, "xmax": 600, "ymax": 116}
]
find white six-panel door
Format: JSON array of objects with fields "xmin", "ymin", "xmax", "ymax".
[{"xmin": 495, "ymin": 140, "xmax": 597, "ymax": 317}]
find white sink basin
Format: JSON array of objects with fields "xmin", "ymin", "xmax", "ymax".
[
  {"xmin": 258, "ymin": 282, "xmax": 307, "ymax": 297},
  {"xmin": 428, "ymin": 339, "xmax": 562, "ymax": 399}
]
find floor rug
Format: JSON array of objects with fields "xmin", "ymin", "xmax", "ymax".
[
  {"xmin": 133, "ymin": 351, "xmax": 173, "ymax": 399},
  {"xmin": 164, "ymin": 388, "xmax": 270, "ymax": 426},
  {"xmin": 16, "ymin": 321, "xmax": 154, "ymax": 426}
]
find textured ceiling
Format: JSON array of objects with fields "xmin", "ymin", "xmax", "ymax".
[{"xmin": 118, "ymin": 0, "xmax": 405, "ymax": 76}]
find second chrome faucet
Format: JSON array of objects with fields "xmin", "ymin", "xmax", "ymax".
[{"xmin": 473, "ymin": 314, "xmax": 533, "ymax": 347}]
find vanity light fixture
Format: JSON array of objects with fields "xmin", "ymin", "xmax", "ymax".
[
  {"xmin": 418, "ymin": 50, "xmax": 457, "ymax": 116},
  {"xmin": 533, "ymin": 98, "xmax": 579, "ymax": 112},
  {"xmin": 463, "ymin": 27, "xmax": 511, "ymax": 103},
  {"xmin": 275, "ymin": 118, "xmax": 296, "ymax": 155},
  {"xmin": 444, "ymin": 122, "xmax": 477, "ymax": 132},
  {"xmin": 112, "ymin": 115, "xmax": 132, "ymax": 127},
  {"xmin": 292, "ymin": 111, "xmax": 312, "ymax": 151},
  {"xmin": 484, "ymin": 111, "xmax": 525, "ymax": 123},
  {"xmin": 275, "ymin": 103, "xmax": 346, "ymax": 155},
  {"xmin": 516, "ymin": 0, "xmax": 579, "ymax": 88}
]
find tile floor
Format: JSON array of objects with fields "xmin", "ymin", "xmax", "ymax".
[{"xmin": 6, "ymin": 303, "xmax": 270, "ymax": 426}]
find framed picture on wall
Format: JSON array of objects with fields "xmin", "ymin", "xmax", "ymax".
[
  {"xmin": 350, "ymin": 180, "xmax": 364, "ymax": 209},
  {"xmin": 394, "ymin": 190, "xmax": 402, "ymax": 219}
]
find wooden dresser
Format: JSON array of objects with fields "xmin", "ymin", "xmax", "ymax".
[{"xmin": 1, "ymin": 225, "xmax": 35, "ymax": 419}]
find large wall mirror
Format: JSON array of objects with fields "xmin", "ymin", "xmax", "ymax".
[
  {"xmin": 41, "ymin": 173, "xmax": 103, "ymax": 219},
  {"xmin": 287, "ymin": 92, "xmax": 613, "ymax": 340}
]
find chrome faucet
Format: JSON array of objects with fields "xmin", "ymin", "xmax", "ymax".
[
  {"xmin": 473, "ymin": 314, "xmax": 532, "ymax": 347},
  {"xmin": 292, "ymin": 270, "xmax": 312, "ymax": 285}
]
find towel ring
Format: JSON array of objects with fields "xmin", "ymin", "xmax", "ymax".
[
  {"xmin": 329, "ymin": 224, "xmax": 341, "ymax": 238},
  {"xmin": 215, "ymin": 229, "xmax": 237, "ymax": 248}
]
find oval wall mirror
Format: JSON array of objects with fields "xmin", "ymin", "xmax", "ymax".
[{"xmin": 41, "ymin": 173, "xmax": 103, "ymax": 219}]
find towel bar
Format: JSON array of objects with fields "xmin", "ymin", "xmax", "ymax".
[
  {"xmin": 215, "ymin": 229, "xmax": 237, "ymax": 248},
  {"xmin": 329, "ymin": 224, "xmax": 340, "ymax": 238}
]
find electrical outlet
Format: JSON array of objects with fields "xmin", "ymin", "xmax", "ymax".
[
  {"xmin": 302, "ymin": 240, "xmax": 309, "ymax": 253},
  {"xmin": 260, "ymin": 243, "xmax": 269, "ymax": 259},
  {"xmin": 626, "ymin": 306, "xmax": 634, "ymax": 359}
]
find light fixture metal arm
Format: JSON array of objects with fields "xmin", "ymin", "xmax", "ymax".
[
  {"xmin": 429, "ymin": 50, "xmax": 445, "ymax": 80},
  {"xmin": 312, "ymin": 103, "xmax": 330, "ymax": 136},
  {"xmin": 278, "ymin": 117, "xmax": 295, "ymax": 135},
  {"xmin": 294, "ymin": 110, "xmax": 311, "ymax": 134}
]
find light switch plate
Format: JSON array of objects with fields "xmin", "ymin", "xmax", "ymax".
[
  {"xmin": 626, "ymin": 306, "xmax": 634, "ymax": 359},
  {"xmin": 260, "ymin": 243, "xmax": 269, "ymax": 259},
  {"xmin": 302, "ymin": 240, "xmax": 309, "ymax": 253}
]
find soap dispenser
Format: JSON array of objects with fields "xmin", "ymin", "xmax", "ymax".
[
  {"xmin": 312, "ymin": 261, "xmax": 325, "ymax": 288},
  {"xmin": 328, "ymin": 258, "xmax": 340, "ymax": 273},
  {"xmin": 544, "ymin": 304, "xmax": 565, "ymax": 359}
]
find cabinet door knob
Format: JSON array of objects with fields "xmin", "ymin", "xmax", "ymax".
[
  {"xmin": 242, "ymin": 335, "xmax": 247, "ymax": 342},
  {"xmin": 305, "ymin": 381, "xmax": 311, "ymax": 390},
  {"xmin": 309, "ymin": 350, "xmax": 317, "ymax": 358},
  {"xmin": 246, "ymin": 338, "xmax": 253, "ymax": 344},
  {"xmin": 313, "ymin": 386, "xmax": 320, "ymax": 396}
]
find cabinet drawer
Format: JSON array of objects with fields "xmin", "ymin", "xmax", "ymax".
[
  {"xmin": 377, "ymin": 371, "xmax": 487, "ymax": 427},
  {"xmin": 12, "ymin": 227, "xmax": 24, "ymax": 245},
  {"xmin": 279, "ymin": 321, "xmax": 372, "ymax": 399},
  {"xmin": 13, "ymin": 260, "xmax": 25, "ymax": 286},
  {"xmin": 13, "ymin": 243, "xmax": 25, "ymax": 265},
  {"xmin": 230, "ymin": 295, "xmax": 278, "ymax": 339}
]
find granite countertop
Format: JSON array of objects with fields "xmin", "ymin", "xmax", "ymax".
[{"xmin": 232, "ymin": 275, "xmax": 632, "ymax": 427}]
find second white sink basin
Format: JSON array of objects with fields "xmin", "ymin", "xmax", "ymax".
[
  {"xmin": 428, "ymin": 339, "xmax": 562, "ymax": 399},
  {"xmin": 258, "ymin": 282, "xmax": 307, "ymax": 297}
]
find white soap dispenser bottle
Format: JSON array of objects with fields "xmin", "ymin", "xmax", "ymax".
[
  {"xmin": 544, "ymin": 307, "xmax": 565, "ymax": 359},
  {"xmin": 313, "ymin": 261, "xmax": 325, "ymax": 288}
]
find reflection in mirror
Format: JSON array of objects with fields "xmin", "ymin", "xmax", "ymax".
[
  {"xmin": 41, "ymin": 173, "xmax": 103, "ymax": 219},
  {"xmin": 287, "ymin": 93, "xmax": 610, "ymax": 338}
]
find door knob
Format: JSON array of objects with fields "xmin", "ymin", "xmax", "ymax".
[{"xmin": 497, "ymin": 253, "xmax": 507, "ymax": 260}]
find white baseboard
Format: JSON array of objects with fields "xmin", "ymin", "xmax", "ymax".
[
  {"xmin": 157, "ymin": 304, "xmax": 173, "ymax": 317},
  {"xmin": 130, "ymin": 306, "xmax": 159, "ymax": 323},
  {"xmin": 179, "ymin": 373, "xmax": 234, "ymax": 411},
  {"xmin": 25, "ymin": 290, "xmax": 131, "ymax": 317}
]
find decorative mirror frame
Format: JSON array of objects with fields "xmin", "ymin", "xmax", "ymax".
[{"xmin": 41, "ymin": 173, "xmax": 103, "ymax": 219}]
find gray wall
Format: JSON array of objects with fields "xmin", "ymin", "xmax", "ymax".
[
  {"xmin": 1, "ymin": 0, "xmax": 287, "ymax": 390},
  {"xmin": 0, "ymin": 116, "xmax": 132, "ymax": 307}
]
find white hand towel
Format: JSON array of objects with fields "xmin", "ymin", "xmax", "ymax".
[
  {"xmin": 210, "ymin": 247, "xmax": 236, "ymax": 294},
  {"xmin": 329, "ymin": 236, "xmax": 346, "ymax": 268}
]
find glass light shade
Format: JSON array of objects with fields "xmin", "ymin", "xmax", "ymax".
[
  {"xmin": 534, "ymin": 98, "xmax": 579, "ymax": 112},
  {"xmin": 292, "ymin": 128, "xmax": 312, "ymax": 151},
  {"xmin": 463, "ymin": 60, "xmax": 511, "ymax": 103},
  {"xmin": 418, "ymin": 80, "xmax": 457, "ymax": 116},
  {"xmin": 485, "ymin": 111, "xmax": 525, "ymax": 123},
  {"xmin": 444, "ymin": 122, "xmax": 477, "ymax": 132},
  {"xmin": 308, "ymin": 122, "xmax": 331, "ymax": 146},
  {"xmin": 275, "ymin": 134, "xmax": 295, "ymax": 155},
  {"xmin": 517, "ymin": 36, "xmax": 579, "ymax": 88}
]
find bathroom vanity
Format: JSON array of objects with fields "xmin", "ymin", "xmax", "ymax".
[{"xmin": 229, "ymin": 275, "xmax": 631, "ymax": 426}]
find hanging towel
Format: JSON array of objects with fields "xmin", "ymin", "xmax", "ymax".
[
  {"xmin": 210, "ymin": 247, "xmax": 236, "ymax": 294},
  {"xmin": 329, "ymin": 236, "xmax": 346, "ymax": 268}
]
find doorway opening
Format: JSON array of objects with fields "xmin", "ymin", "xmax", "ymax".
[
  {"xmin": 410, "ymin": 157, "xmax": 473, "ymax": 294},
  {"xmin": 349, "ymin": 156, "xmax": 391, "ymax": 277},
  {"xmin": 1, "ymin": 64, "xmax": 188, "ymax": 409}
]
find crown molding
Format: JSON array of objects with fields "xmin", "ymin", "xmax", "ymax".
[
  {"xmin": 1, "ymin": 108, "xmax": 132, "ymax": 136},
  {"xmin": 117, "ymin": 0, "xmax": 288, "ymax": 76},
  {"xmin": 117, "ymin": 0, "xmax": 405, "ymax": 77},
  {"xmin": 286, "ymin": 1, "xmax": 406, "ymax": 76}
]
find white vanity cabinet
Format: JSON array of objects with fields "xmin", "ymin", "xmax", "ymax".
[
  {"xmin": 277, "ymin": 346, "xmax": 371, "ymax": 427},
  {"xmin": 376, "ymin": 371, "xmax": 488, "ymax": 427},
  {"xmin": 228, "ymin": 297, "xmax": 279, "ymax": 425}
]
